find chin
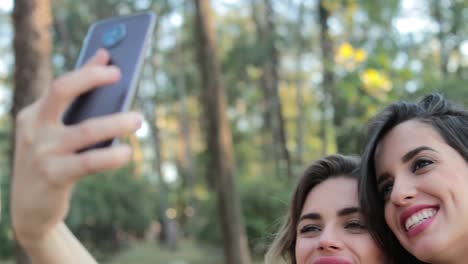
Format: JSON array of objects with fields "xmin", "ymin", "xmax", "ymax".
[{"xmin": 406, "ymin": 240, "xmax": 442, "ymax": 263}]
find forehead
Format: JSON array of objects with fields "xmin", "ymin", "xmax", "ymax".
[
  {"xmin": 302, "ymin": 177, "xmax": 358, "ymax": 213},
  {"xmin": 374, "ymin": 120, "xmax": 445, "ymax": 169}
]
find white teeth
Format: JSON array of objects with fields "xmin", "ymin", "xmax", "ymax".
[{"xmin": 405, "ymin": 208, "xmax": 437, "ymax": 231}]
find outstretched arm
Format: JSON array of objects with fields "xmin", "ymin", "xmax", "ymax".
[
  {"xmin": 19, "ymin": 223, "xmax": 98, "ymax": 264},
  {"xmin": 11, "ymin": 49, "xmax": 142, "ymax": 264}
]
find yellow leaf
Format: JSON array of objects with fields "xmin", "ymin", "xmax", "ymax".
[
  {"xmin": 338, "ymin": 42, "xmax": 354, "ymax": 60},
  {"xmin": 354, "ymin": 49, "xmax": 367, "ymax": 63},
  {"xmin": 361, "ymin": 68, "xmax": 380, "ymax": 86},
  {"xmin": 360, "ymin": 68, "xmax": 393, "ymax": 101}
]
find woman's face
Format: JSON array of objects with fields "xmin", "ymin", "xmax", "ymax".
[
  {"xmin": 374, "ymin": 120, "xmax": 468, "ymax": 263},
  {"xmin": 295, "ymin": 177, "xmax": 384, "ymax": 264}
]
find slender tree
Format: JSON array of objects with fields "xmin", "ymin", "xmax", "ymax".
[
  {"xmin": 53, "ymin": 11, "xmax": 74, "ymax": 71},
  {"xmin": 294, "ymin": 0, "xmax": 306, "ymax": 165},
  {"xmin": 137, "ymin": 4, "xmax": 177, "ymax": 249},
  {"xmin": 193, "ymin": 1, "xmax": 252, "ymax": 263},
  {"xmin": 252, "ymin": 0, "xmax": 292, "ymax": 178},
  {"xmin": 318, "ymin": 0, "xmax": 335, "ymax": 154},
  {"xmin": 174, "ymin": 34, "xmax": 197, "ymax": 214},
  {"xmin": 141, "ymin": 99, "xmax": 177, "ymax": 249},
  {"xmin": 12, "ymin": 0, "xmax": 53, "ymax": 263}
]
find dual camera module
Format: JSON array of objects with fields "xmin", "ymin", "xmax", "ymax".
[{"xmin": 101, "ymin": 24, "xmax": 126, "ymax": 48}]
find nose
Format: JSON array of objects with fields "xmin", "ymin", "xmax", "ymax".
[
  {"xmin": 389, "ymin": 174, "xmax": 417, "ymax": 206},
  {"xmin": 317, "ymin": 227, "xmax": 343, "ymax": 252}
]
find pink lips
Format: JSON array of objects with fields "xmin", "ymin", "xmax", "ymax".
[
  {"xmin": 399, "ymin": 204, "xmax": 439, "ymax": 237},
  {"xmin": 313, "ymin": 257, "xmax": 352, "ymax": 264}
]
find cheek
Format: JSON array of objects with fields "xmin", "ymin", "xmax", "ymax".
[
  {"xmin": 448, "ymin": 171, "xmax": 468, "ymax": 199},
  {"xmin": 384, "ymin": 205, "xmax": 398, "ymax": 233},
  {"xmin": 295, "ymin": 237, "xmax": 316, "ymax": 263},
  {"xmin": 348, "ymin": 235, "xmax": 385, "ymax": 263}
]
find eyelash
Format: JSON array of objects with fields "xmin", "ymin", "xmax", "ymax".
[
  {"xmin": 345, "ymin": 220, "xmax": 367, "ymax": 230},
  {"xmin": 411, "ymin": 158, "xmax": 434, "ymax": 172},
  {"xmin": 379, "ymin": 181, "xmax": 393, "ymax": 201},
  {"xmin": 299, "ymin": 220, "xmax": 367, "ymax": 235},
  {"xmin": 299, "ymin": 225, "xmax": 321, "ymax": 234}
]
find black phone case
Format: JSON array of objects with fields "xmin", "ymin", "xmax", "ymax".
[{"xmin": 63, "ymin": 12, "xmax": 155, "ymax": 149}]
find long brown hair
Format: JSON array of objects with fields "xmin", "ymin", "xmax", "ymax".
[
  {"xmin": 265, "ymin": 154, "xmax": 361, "ymax": 264},
  {"xmin": 359, "ymin": 93, "xmax": 468, "ymax": 263}
]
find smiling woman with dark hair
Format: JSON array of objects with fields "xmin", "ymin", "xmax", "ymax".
[
  {"xmin": 359, "ymin": 93, "xmax": 468, "ymax": 264},
  {"xmin": 265, "ymin": 154, "xmax": 387, "ymax": 264}
]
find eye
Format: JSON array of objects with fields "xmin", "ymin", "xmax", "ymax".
[
  {"xmin": 412, "ymin": 158, "xmax": 434, "ymax": 172},
  {"xmin": 344, "ymin": 220, "xmax": 367, "ymax": 234},
  {"xmin": 379, "ymin": 180, "xmax": 394, "ymax": 201},
  {"xmin": 299, "ymin": 224, "xmax": 321, "ymax": 234}
]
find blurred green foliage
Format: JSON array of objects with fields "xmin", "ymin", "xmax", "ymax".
[
  {"xmin": 67, "ymin": 166, "xmax": 159, "ymax": 254},
  {"xmin": 0, "ymin": 117, "xmax": 12, "ymax": 259},
  {"xmin": 193, "ymin": 175, "xmax": 293, "ymax": 255}
]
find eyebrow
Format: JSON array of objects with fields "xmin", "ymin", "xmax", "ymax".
[
  {"xmin": 338, "ymin": 207, "xmax": 359, "ymax": 217},
  {"xmin": 299, "ymin": 213, "xmax": 321, "ymax": 221},
  {"xmin": 299, "ymin": 207, "xmax": 359, "ymax": 222},
  {"xmin": 377, "ymin": 146, "xmax": 438, "ymax": 186},
  {"xmin": 376, "ymin": 172, "xmax": 390, "ymax": 187},
  {"xmin": 401, "ymin": 146, "xmax": 437, "ymax": 163}
]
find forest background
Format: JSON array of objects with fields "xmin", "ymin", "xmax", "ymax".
[{"xmin": 0, "ymin": 0, "xmax": 466, "ymax": 263}]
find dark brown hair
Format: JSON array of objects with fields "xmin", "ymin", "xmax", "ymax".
[
  {"xmin": 265, "ymin": 154, "xmax": 361, "ymax": 264},
  {"xmin": 359, "ymin": 93, "xmax": 468, "ymax": 263}
]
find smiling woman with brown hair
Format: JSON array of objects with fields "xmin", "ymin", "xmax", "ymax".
[
  {"xmin": 359, "ymin": 93, "xmax": 468, "ymax": 264},
  {"xmin": 265, "ymin": 154, "xmax": 387, "ymax": 264}
]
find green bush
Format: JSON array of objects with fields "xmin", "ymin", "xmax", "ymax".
[
  {"xmin": 192, "ymin": 176, "xmax": 293, "ymax": 256},
  {"xmin": 241, "ymin": 177, "xmax": 292, "ymax": 255},
  {"xmin": 191, "ymin": 189, "xmax": 222, "ymax": 245},
  {"xmin": 0, "ymin": 120, "xmax": 13, "ymax": 259},
  {"xmin": 67, "ymin": 166, "xmax": 158, "ymax": 254},
  {"xmin": 0, "ymin": 174, "xmax": 13, "ymax": 259}
]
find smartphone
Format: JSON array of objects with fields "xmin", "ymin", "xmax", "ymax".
[{"xmin": 63, "ymin": 12, "xmax": 155, "ymax": 150}]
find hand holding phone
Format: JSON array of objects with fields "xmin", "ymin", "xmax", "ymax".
[
  {"xmin": 63, "ymin": 12, "xmax": 155, "ymax": 149},
  {"xmin": 11, "ymin": 34, "xmax": 146, "ymax": 264}
]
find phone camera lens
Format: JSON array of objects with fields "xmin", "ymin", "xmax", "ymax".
[{"xmin": 102, "ymin": 24, "xmax": 126, "ymax": 48}]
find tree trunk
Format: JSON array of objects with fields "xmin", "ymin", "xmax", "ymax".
[
  {"xmin": 137, "ymin": 9, "xmax": 176, "ymax": 249},
  {"xmin": 252, "ymin": 0, "xmax": 292, "ymax": 178},
  {"xmin": 432, "ymin": 0, "xmax": 448, "ymax": 77},
  {"xmin": 193, "ymin": 1, "xmax": 252, "ymax": 264},
  {"xmin": 12, "ymin": 0, "xmax": 53, "ymax": 263},
  {"xmin": 318, "ymin": 0, "xmax": 335, "ymax": 154},
  {"xmin": 263, "ymin": 0, "xmax": 292, "ymax": 179},
  {"xmin": 53, "ymin": 11, "xmax": 74, "ymax": 71},
  {"xmin": 432, "ymin": 0, "xmax": 464, "ymax": 78},
  {"xmin": 174, "ymin": 35, "xmax": 196, "ymax": 214},
  {"xmin": 250, "ymin": 0, "xmax": 276, "ymax": 176},
  {"xmin": 449, "ymin": 0, "xmax": 464, "ymax": 78},
  {"xmin": 142, "ymin": 100, "xmax": 177, "ymax": 250},
  {"xmin": 295, "ymin": 0, "xmax": 306, "ymax": 166}
]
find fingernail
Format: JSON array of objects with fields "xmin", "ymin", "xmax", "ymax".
[
  {"xmin": 108, "ymin": 65, "xmax": 121, "ymax": 76},
  {"xmin": 134, "ymin": 113, "xmax": 143, "ymax": 127},
  {"xmin": 95, "ymin": 48, "xmax": 104, "ymax": 58},
  {"xmin": 96, "ymin": 48, "xmax": 107, "ymax": 56},
  {"xmin": 118, "ymin": 145, "xmax": 133, "ymax": 160},
  {"xmin": 126, "ymin": 112, "xmax": 143, "ymax": 127}
]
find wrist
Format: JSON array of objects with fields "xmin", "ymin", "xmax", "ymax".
[
  {"xmin": 15, "ymin": 222, "xmax": 62, "ymax": 254},
  {"xmin": 15, "ymin": 222, "xmax": 98, "ymax": 264}
]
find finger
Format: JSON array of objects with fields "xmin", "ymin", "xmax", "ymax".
[
  {"xmin": 59, "ymin": 112, "xmax": 142, "ymax": 153},
  {"xmin": 48, "ymin": 145, "xmax": 133, "ymax": 186},
  {"xmin": 39, "ymin": 63, "xmax": 121, "ymax": 121},
  {"xmin": 85, "ymin": 48, "xmax": 111, "ymax": 66}
]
